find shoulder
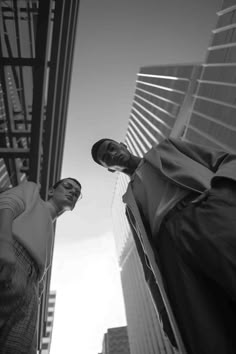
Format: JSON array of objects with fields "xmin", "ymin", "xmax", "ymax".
[
  {"xmin": 145, "ymin": 138, "xmax": 172, "ymax": 154},
  {"xmin": 19, "ymin": 180, "xmax": 41, "ymax": 200},
  {"xmin": 152, "ymin": 138, "xmax": 179, "ymax": 150},
  {"xmin": 3, "ymin": 181, "xmax": 41, "ymax": 204},
  {"xmin": 145, "ymin": 138, "xmax": 191, "ymax": 157},
  {"xmin": 21, "ymin": 180, "xmax": 39, "ymax": 191}
]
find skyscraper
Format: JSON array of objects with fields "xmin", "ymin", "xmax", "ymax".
[
  {"xmin": 100, "ymin": 326, "xmax": 131, "ymax": 354},
  {"xmin": 182, "ymin": 0, "xmax": 236, "ymax": 151},
  {"xmin": 39, "ymin": 291, "xmax": 57, "ymax": 354}
]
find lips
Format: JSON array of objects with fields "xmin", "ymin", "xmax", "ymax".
[
  {"xmin": 66, "ymin": 195, "xmax": 73, "ymax": 201},
  {"xmin": 114, "ymin": 155, "xmax": 123, "ymax": 164}
]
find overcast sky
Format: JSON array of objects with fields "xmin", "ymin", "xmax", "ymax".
[{"xmin": 50, "ymin": 1, "xmax": 222, "ymax": 353}]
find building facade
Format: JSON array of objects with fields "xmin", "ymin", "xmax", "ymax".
[
  {"xmin": 39, "ymin": 291, "xmax": 57, "ymax": 354},
  {"xmin": 100, "ymin": 326, "xmax": 131, "ymax": 354},
  {"xmin": 183, "ymin": 0, "xmax": 236, "ymax": 152},
  {"xmin": 111, "ymin": 1, "xmax": 236, "ymax": 353}
]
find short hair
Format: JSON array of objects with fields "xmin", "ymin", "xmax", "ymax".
[
  {"xmin": 52, "ymin": 178, "xmax": 81, "ymax": 190},
  {"xmin": 91, "ymin": 138, "xmax": 115, "ymax": 165}
]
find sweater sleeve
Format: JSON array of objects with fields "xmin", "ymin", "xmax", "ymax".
[{"xmin": 0, "ymin": 183, "xmax": 26, "ymax": 219}]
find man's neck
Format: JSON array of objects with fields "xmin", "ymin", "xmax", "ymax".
[
  {"xmin": 125, "ymin": 156, "xmax": 142, "ymax": 177},
  {"xmin": 44, "ymin": 200, "xmax": 64, "ymax": 221}
]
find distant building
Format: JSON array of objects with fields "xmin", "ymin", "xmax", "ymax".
[
  {"xmin": 100, "ymin": 326, "xmax": 130, "ymax": 354},
  {"xmin": 111, "ymin": 0, "xmax": 236, "ymax": 353},
  {"xmin": 39, "ymin": 291, "xmax": 56, "ymax": 354}
]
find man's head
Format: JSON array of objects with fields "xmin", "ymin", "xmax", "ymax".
[
  {"xmin": 91, "ymin": 138, "xmax": 141, "ymax": 176},
  {"xmin": 48, "ymin": 178, "xmax": 82, "ymax": 216}
]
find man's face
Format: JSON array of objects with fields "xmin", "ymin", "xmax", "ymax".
[
  {"xmin": 97, "ymin": 140, "xmax": 131, "ymax": 172},
  {"xmin": 50, "ymin": 178, "xmax": 81, "ymax": 212}
]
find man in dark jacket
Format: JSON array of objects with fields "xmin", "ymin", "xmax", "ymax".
[{"xmin": 91, "ymin": 137, "xmax": 236, "ymax": 354}]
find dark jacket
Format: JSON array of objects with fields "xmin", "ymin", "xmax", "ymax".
[{"xmin": 123, "ymin": 137, "xmax": 236, "ymax": 351}]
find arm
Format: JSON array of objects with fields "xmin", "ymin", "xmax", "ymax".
[
  {"xmin": 0, "ymin": 208, "xmax": 15, "ymax": 261},
  {"xmin": 168, "ymin": 138, "xmax": 236, "ymax": 186},
  {"xmin": 0, "ymin": 209, "xmax": 16, "ymax": 285},
  {"xmin": 0, "ymin": 184, "xmax": 25, "ymax": 283},
  {"xmin": 168, "ymin": 138, "xmax": 232, "ymax": 172}
]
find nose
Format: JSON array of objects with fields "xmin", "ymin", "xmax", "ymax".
[
  {"xmin": 105, "ymin": 151, "xmax": 116, "ymax": 164},
  {"xmin": 71, "ymin": 188, "xmax": 81, "ymax": 199},
  {"xmin": 68, "ymin": 189, "xmax": 76, "ymax": 197},
  {"xmin": 110, "ymin": 151, "xmax": 119, "ymax": 160}
]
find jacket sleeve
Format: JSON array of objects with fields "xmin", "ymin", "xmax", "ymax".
[
  {"xmin": 126, "ymin": 206, "xmax": 177, "ymax": 347},
  {"xmin": 168, "ymin": 138, "xmax": 231, "ymax": 172},
  {"xmin": 0, "ymin": 183, "xmax": 25, "ymax": 218},
  {"xmin": 168, "ymin": 138, "xmax": 236, "ymax": 185}
]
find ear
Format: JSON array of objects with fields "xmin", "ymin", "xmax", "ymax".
[
  {"xmin": 120, "ymin": 142, "xmax": 127, "ymax": 148},
  {"xmin": 48, "ymin": 187, "xmax": 54, "ymax": 198}
]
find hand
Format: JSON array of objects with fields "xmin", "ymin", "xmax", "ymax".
[
  {"xmin": 0, "ymin": 240, "xmax": 27, "ymax": 297},
  {"xmin": 0, "ymin": 239, "xmax": 16, "ymax": 284}
]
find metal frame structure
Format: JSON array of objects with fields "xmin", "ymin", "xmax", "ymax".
[{"xmin": 0, "ymin": 0, "xmax": 80, "ymax": 351}]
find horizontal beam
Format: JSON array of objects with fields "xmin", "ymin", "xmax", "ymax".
[
  {"xmin": 0, "ymin": 116, "xmax": 32, "ymax": 120},
  {"xmin": 1, "ymin": 57, "xmax": 37, "ymax": 66},
  {"xmin": 0, "ymin": 148, "xmax": 30, "ymax": 158},
  {"xmin": 0, "ymin": 130, "xmax": 31, "ymax": 136}
]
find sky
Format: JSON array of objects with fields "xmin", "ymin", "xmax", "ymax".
[{"xmin": 50, "ymin": 1, "xmax": 222, "ymax": 353}]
